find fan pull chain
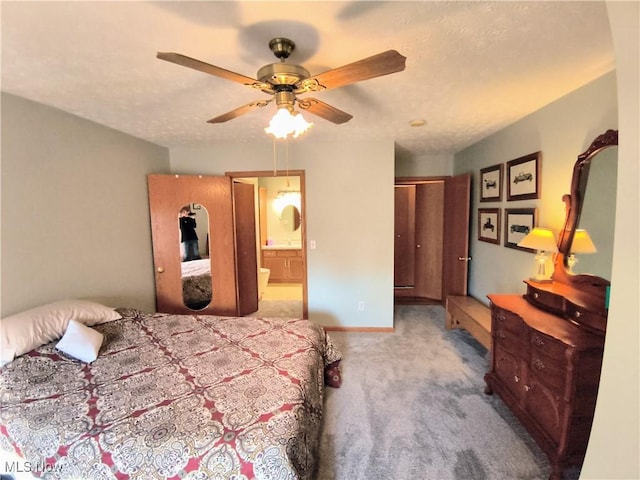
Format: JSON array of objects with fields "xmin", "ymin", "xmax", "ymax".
[
  {"xmin": 272, "ymin": 137, "xmax": 277, "ymax": 176},
  {"xmin": 285, "ymin": 138, "xmax": 290, "ymax": 188}
]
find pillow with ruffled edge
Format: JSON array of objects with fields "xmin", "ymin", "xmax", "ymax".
[
  {"xmin": 0, "ymin": 299, "xmax": 121, "ymax": 364},
  {"xmin": 55, "ymin": 319, "xmax": 104, "ymax": 363}
]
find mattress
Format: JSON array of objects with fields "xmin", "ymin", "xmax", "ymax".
[{"xmin": 0, "ymin": 309, "xmax": 341, "ymax": 479}]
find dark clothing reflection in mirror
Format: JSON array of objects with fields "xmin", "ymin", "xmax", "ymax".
[{"xmin": 179, "ymin": 206, "xmax": 201, "ymax": 261}]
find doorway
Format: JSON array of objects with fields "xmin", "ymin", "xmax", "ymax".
[
  {"xmin": 228, "ymin": 170, "xmax": 307, "ymax": 319},
  {"xmin": 394, "ymin": 174, "xmax": 471, "ymax": 305}
]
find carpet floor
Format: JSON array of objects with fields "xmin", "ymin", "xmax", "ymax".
[{"xmin": 317, "ymin": 304, "xmax": 581, "ymax": 480}]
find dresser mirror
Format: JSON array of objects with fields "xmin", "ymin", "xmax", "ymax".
[{"xmin": 555, "ymin": 129, "xmax": 618, "ymax": 287}]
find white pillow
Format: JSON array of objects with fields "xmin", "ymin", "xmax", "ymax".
[
  {"xmin": 0, "ymin": 299, "xmax": 120, "ymax": 364},
  {"xmin": 55, "ymin": 319, "xmax": 104, "ymax": 363}
]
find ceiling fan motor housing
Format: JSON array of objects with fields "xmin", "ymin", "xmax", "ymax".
[{"xmin": 257, "ymin": 63, "xmax": 310, "ymax": 87}]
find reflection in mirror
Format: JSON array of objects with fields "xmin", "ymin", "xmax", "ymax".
[
  {"xmin": 280, "ymin": 204, "xmax": 301, "ymax": 232},
  {"xmin": 570, "ymin": 146, "xmax": 617, "ymax": 279},
  {"xmin": 179, "ymin": 204, "xmax": 211, "ymax": 310}
]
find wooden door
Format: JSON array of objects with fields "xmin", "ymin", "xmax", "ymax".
[
  {"xmin": 394, "ymin": 185, "xmax": 416, "ymax": 287},
  {"xmin": 148, "ymin": 174, "xmax": 239, "ymax": 316},
  {"xmin": 442, "ymin": 174, "xmax": 471, "ymax": 297},
  {"xmin": 414, "ymin": 182, "xmax": 444, "ymax": 299},
  {"xmin": 233, "ymin": 181, "xmax": 258, "ymax": 316}
]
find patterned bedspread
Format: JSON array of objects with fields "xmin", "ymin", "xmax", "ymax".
[{"xmin": 0, "ymin": 310, "xmax": 341, "ymax": 479}]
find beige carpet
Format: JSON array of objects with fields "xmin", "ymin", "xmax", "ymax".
[{"xmin": 317, "ymin": 304, "xmax": 580, "ymax": 480}]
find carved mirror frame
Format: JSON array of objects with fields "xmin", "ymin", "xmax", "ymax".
[{"xmin": 553, "ymin": 129, "xmax": 618, "ymax": 291}]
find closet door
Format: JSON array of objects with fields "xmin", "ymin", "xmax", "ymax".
[
  {"xmin": 394, "ymin": 176, "xmax": 468, "ymax": 303},
  {"xmin": 414, "ymin": 182, "xmax": 444, "ymax": 299},
  {"xmin": 442, "ymin": 174, "xmax": 471, "ymax": 297},
  {"xmin": 148, "ymin": 174, "xmax": 249, "ymax": 316},
  {"xmin": 394, "ymin": 185, "xmax": 416, "ymax": 287}
]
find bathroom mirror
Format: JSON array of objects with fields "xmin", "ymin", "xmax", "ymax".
[
  {"xmin": 178, "ymin": 204, "xmax": 212, "ymax": 310},
  {"xmin": 555, "ymin": 129, "xmax": 618, "ymax": 286},
  {"xmin": 280, "ymin": 205, "xmax": 301, "ymax": 232}
]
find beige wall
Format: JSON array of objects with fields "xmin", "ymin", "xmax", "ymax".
[
  {"xmin": 455, "ymin": 71, "xmax": 617, "ymax": 302},
  {"xmin": 582, "ymin": 3, "xmax": 639, "ymax": 478},
  {"xmin": 1, "ymin": 93, "xmax": 170, "ymax": 315},
  {"xmin": 169, "ymin": 138, "xmax": 396, "ymax": 329}
]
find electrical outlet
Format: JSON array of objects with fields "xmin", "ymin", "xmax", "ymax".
[
  {"xmin": 358, "ymin": 301, "xmax": 365, "ymax": 311},
  {"xmin": 310, "ymin": 240, "xmax": 316, "ymax": 249}
]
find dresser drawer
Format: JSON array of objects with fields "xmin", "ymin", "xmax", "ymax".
[
  {"xmin": 492, "ymin": 307, "xmax": 526, "ymax": 353},
  {"xmin": 493, "ymin": 343, "xmax": 524, "ymax": 397},
  {"xmin": 526, "ymin": 285, "xmax": 566, "ymax": 312},
  {"xmin": 528, "ymin": 332, "xmax": 568, "ymax": 391},
  {"xmin": 565, "ymin": 302, "xmax": 606, "ymax": 334}
]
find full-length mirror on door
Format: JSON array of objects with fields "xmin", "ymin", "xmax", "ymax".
[
  {"xmin": 147, "ymin": 174, "xmax": 258, "ymax": 317},
  {"xmin": 179, "ymin": 203, "xmax": 212, "ymax": 310}
]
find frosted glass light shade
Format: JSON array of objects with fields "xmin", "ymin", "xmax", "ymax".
[{"xmin": 264, "ymin": 108, "xmax": 313, "ymax": 139}]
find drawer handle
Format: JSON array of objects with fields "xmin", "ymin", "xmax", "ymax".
[
  {"xmin": 533, "ymin": 292, "xmax": 540, "ymax": 299},
  {"xmin": 514, "ymin": 375, "xmax": 520, "ymax": 383},
  {"xmin": 497, "ymin": 330, "xmax": 506, "ymax": 340},
  {"xmin": 524, "ymin": 385, "xmax": 531, "ymax": 392},
  {"xmin": 497, "ymin": 313, "xmax": 506, "ymax": 321},
  {"xmin": 533, "ymin": 358, "xmax": 545, "ymax": 371},
  {"xmin": 574, "ymin": 310, "xmax": 582, "ymax": 318}
]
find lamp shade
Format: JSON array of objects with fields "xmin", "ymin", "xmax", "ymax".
[
  {"xmin": 517, "ymin": 227, "xmax": 558, "ymax": 252},
  {"xmin": 570, "ymin": 229, "xmax": 597, "ymax": 254}
]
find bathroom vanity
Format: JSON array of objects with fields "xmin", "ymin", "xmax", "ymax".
[{"xmin": 261, "ymin": 246, "xmax": 304, "ymax": 283}]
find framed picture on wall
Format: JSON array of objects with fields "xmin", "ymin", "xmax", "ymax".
[
  {"xmin": 479, "ymin": 164, "xmax": 503, "ymax": 202},
  {"xmin": 504, "ymin": 208, "xmax": 537, "ymax": 251},
  {"xmin": 506, "ymin": 152, "xmax": 541, "ymax": 201},
  {"xmin": 478, "ymin": 208, "xmax": 501, "ymax": 244}
]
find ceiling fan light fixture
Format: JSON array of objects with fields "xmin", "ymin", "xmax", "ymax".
[{"xmin": 265, "ymin": 107, "xmax": 313, "ymax": 140}]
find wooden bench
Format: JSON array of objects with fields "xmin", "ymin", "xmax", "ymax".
[{"xmin": 445, "ymin": 295, "xmax": 492, "ymax": 350}]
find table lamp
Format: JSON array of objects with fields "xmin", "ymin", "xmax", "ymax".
[
  {"xmin": 567, "ymin": 229, "xmax": 597, "ymax": 274},
  {"xmin": 517, "ymin": 227, "xmax": 558, "ymax": 283}
]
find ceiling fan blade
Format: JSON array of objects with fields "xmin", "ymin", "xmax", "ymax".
[
  {"xmin": 297, "ymin": 98, "xmax": 353, "ymax": 124},
  {"xmin": 207, "ymin": 100, "xmax": 272, "ymax": 124},
  {"xmin": 310, "ymin": 50, "xmax": 406, "ymax": 91},
  {"xmin": 157, "ymin": 52, "xmax": 258, "ymax": 86}
]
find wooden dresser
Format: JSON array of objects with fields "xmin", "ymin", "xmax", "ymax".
[{"xmin": 485, "ymin": 282, "xmax": 605, "ymax": 480}]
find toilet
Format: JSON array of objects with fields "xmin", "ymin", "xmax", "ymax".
[{"xmin": 258, "ymin": 267, "xmax": 270, "ymax": 301}]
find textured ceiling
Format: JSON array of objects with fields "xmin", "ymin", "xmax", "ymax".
[{"xmin": 1, "ymin": 1, "xmax": 615, "ymax": 158}]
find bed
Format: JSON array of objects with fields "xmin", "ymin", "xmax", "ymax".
[
  {"xmin": 181, "ymin": 259, "xmax": 212, "ymax": 309},
  {"xmin": 0, "ymin": 303, "xmax": 341, "ymax": 479}
]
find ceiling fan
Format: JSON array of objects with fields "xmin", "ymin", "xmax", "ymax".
[{"xmin": 157, "ymin": 37, "xmax": 406, "ymax": 126}]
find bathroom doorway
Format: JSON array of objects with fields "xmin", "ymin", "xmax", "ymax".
[{"xmin": 228, "ymin": 170, "xmax": 307, "ymax": 319}]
